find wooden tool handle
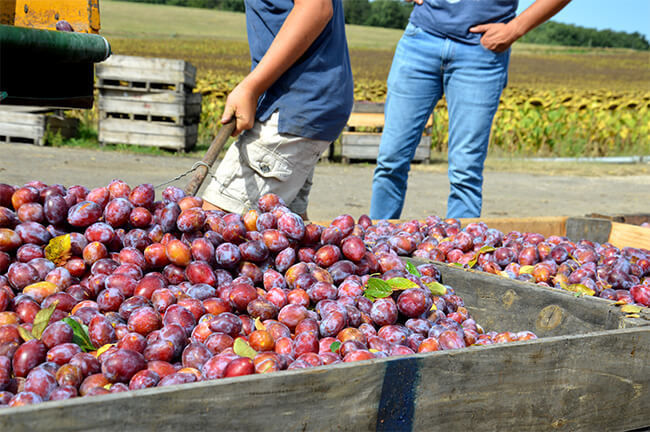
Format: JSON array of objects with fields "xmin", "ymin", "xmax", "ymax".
[{"xmin": 184, "ymin": 121, "xmax": 236, "ymax": 196}]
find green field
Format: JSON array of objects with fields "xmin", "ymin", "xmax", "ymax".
[
  {"xmin": 100, "ymin": 0, "xmax": 404, "ymax": 49},
  {"xmin": 67, "ymin": 1, "xmax": 649, "ymax": 158}
]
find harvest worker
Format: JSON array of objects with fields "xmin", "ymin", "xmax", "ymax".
[
  {"xmin": 201, "ymin": 0, "xmax": 353, "ymax": 219},
  {"xmin": 370, "ymin": 0, "xmax": 571, "ymax": 220}
]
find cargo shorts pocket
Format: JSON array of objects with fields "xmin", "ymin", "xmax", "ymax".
[{"xmin": 243, "ymin": 142, "xmax": 293, "ymax": 182}]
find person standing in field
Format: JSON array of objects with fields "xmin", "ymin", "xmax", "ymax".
[
  {"xmin": 370, "ymin": 0, "xmax": 571, "ymax": 220},
  {"xmin": 202, "ymin": 0, "xmax": 353, "ymax": 219}
]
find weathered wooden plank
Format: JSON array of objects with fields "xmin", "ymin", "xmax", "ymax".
[
  {"xmin": 99, "ymin": 118, "xmax": 197, "ymax": 136},
  {"xmin": 98, "ymin": 131, "xmax": 197, "ymax": 151},
  {"xmin": 0, "ymin": 123, "xmax": 44, "ymax": 141},
  {"xmin": 351, "ymin": 101, "xmax": 385, "ymax": 113},
  {"xmin": 410, "ymin": 258, "xmax": 650, "ymax": 334},
  {"xmin": 95, "ymin": 55, "xmax": 197, "ymax": 90},
  {"xmin": 0, "ymin": 110, "xmax": 47, "ymax": 126},
  {"xmin": 460, "ymin": 216, "xmax": 569, "ymax": 239},
  {"xmin": 97, "ymin": 55, "xmax": 196, "ymax": 74},
  {"xmin": 341, "ymin": 132, "xmax": 430, "ymax": 161},
  {"xmin": 566, "ymin": 217, "xmax": 612, "ymax": 244},
  {"xmin": 608, "ymin": 221, "xmax": 650, "ymax": 250},
  {"xmin": 0, "ymin": 358, "xmax": 384, "ymax": 432},
  {"xmin": 0, "ymin": 106, "xmax": 52, "ymax": 114},
  {"xmin": 98, "ymin": 119, "xmax": 198, "ymax": 151},
  {"xmin": 99, "ymin": 93, "xmax": 201, "ymax": 121},
  {"xmin": 1, "ymin": 328, "xmax": 647, "ymax": 432},
  {"xmin": 413, "ymin": 327, "xmax": 650, "ymax": 431}
]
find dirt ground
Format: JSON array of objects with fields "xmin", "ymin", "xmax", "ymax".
[{"xmin": 1, "ymin": 142, "xmax": 648, "ymax": 221}]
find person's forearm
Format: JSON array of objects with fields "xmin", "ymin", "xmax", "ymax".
[
  {"xmin": 242, "ymin": 0, "xmax": 333, "ymax": 99},
  {"xmin": 508, "ymin": 0, "xmax": 571, "ymax": 39}
]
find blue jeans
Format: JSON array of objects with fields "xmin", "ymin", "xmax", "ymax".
[{"xmin": 370, "ymin": 23, "xmax": 509, "ymax": 219}]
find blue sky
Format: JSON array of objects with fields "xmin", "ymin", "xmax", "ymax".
[{"xmin": 517, "ymin": 0, "xmax": 650, "ymax": 40}]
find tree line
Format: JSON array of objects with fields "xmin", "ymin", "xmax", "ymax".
[{"xmin": 121, "ymin": 0, "xmax": 649, "ymax": 50}]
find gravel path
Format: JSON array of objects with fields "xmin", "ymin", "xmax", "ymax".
[{"xmin": 1, "ymin": 143, "xmax": 648, "ymax": 221}]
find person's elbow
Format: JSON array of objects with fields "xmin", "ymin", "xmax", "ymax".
[
  {"xmin": 301, "ymin": 0, "xmax": 333, "ymax": 25},
  {"xmin": 320, "ymin": 0, "xmax": 334, "ymax": 23}
]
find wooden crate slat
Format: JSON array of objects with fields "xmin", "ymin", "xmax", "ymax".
[
  {"xmin": 99, "ymin": 118, "xmax": 196, "ymax": 136},
  {"xmin": 0, "ymin": 110, "xmax": 47, "ymax": 126},
  {"xmin": 351, "ymin": 101, "xmax": 385, "ymax": 113},
  {"xmin": 413, "ymin": 327, "xmax": 650, "ymax": 431},
  {"xmin": 98, "ymin": 93, "xmax": 201, "ymax": 122},
  {"xmin": 96, "ymin": 54, "xmax": 197, "ymax": 91},
  {"xmin": 0, "ymin": 122, "xmax": 44, "ymax": 141},
  {"xmin": 419, "ymin": 257, "xmax": 650, "ymax": 333},
  {"xmin": 99, "ymin": 118, "xmax": 197, "ymax": 151},
  {"xmin": 0, "ymin": 105, "xmax": 52, "ymax": 114},
  {"xmin": 0, "ymin": 327, "xmax": 647, "ymax": 431},
  {"xmin": 341, "ymin": 132, "xmax": 430, "ymax": 161},
  {"xmin": 97, "ymin": 55, "xmax": 197, "ymax": 74}
]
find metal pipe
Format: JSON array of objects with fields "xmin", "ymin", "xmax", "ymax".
[{"xmin": 0, "ymin": 24, "xmax": 111, "ymax": 63}]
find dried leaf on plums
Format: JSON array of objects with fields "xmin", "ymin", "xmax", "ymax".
[{"xmin": 45, "ymin": 234, "xmax": 72, "ymax": 266}]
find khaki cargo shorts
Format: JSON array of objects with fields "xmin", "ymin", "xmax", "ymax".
[{"xmin": 202, "ymin": 112, "xmax": 331, "ymax": 215}]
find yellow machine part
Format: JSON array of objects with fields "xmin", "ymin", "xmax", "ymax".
[{"xmin": 0, "ymin": 0, "xmax": 100, "ymax": 33}]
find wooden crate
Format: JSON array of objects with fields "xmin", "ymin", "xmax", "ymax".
[
  {"xmin": 340, "ymin": 102, "xmax": 432, "ymax": 163},
  {"xmin": 0, "ymin": 262, "xmax": 647, "ymax": 431},
  {"xmin": 98, "ymin": 118, "xmax": 198, "ymax": 151},
  {"xmin": 96, "ymin": 55, "xmax": 197, "ymax": 93},
  {"xmin": 98, "ymin": 91, "xmax": 202, "ymax": 125},
  {"xmin": 0, "ymin": 108, "xmax": 79, "ymax": 146}
]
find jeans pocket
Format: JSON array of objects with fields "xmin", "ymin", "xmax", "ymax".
[
  {"xmin": 244, "ymin": 142, "xmax": 293, "ymax": 182},
  {"xmin": 404, "ymin": 22, "xmax": 421, "ymax": 37}
]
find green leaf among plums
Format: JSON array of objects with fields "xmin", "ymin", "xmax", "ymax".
[
  {"xmin": 63, "ymin": 317, "xmax": 96, "ymax": 352},
  {"xmin": 363, "ymin": 278, "xmax": 393, "ymax": 301},
  {"xmin": 385, "ymin": 277, "xmax": 419, "ymax": 290},
  {"xmin": 233, "ymin": 338, "xmax": 258, "ymax": 360},
  {"xmin": 405, "ymin": 261, "xmax": 422, "ymax": 277},
  {"xmin": 426, "ymin": 281, "xmax": 447, "ymax": 296},
  {"xmin": 31, "ymin": 300, "xmax": 59, "ymax": 339}
]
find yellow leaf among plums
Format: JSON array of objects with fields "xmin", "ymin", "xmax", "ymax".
[{"xmin": 44, "ymin": 234, "xmax": 72, "ymax": 267}]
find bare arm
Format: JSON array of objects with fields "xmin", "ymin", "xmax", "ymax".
[
  {"xmin": 222, "ymin": 0, "xmax": 334, "ymax": 136},
  {"xmin": 470, "ymin": 0, "xmax": 572, "ymax": 52}
]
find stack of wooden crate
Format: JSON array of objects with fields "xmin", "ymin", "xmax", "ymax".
[
  {"xmin": 0, "ymin": 106, "xmax": 79, "ymax": 146},
  {"xmin": 96, "ymin": 55, "xmax": 201, "ymax": 151}
]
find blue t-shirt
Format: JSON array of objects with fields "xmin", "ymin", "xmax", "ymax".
[
  {"xmin": 245, "ymin": 0, "xmax": 353, "ymax": 142},
  {"xmin": 410, "ymin": 0, "xmax": 519, "ymax": 45}
]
